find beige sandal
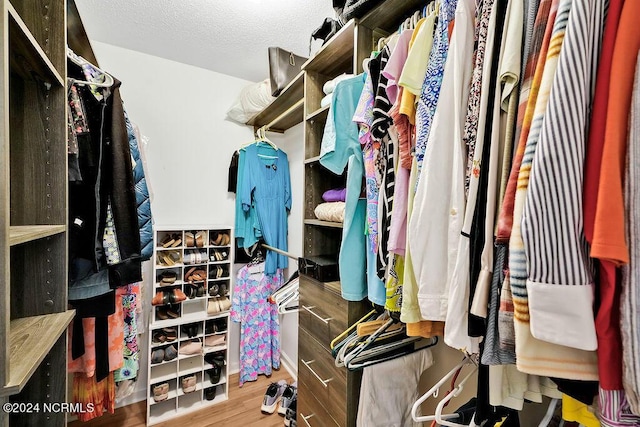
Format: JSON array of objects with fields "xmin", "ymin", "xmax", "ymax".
[
  {"xmin": 153, "ymin": 383, "xmax": 169, "ymax": 402},
  {"xmin": 181, "ymin": 375, "xmax": 197, "ymax": 393}
]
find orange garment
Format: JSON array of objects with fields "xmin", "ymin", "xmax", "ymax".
[
  {"xmin": 68, "ymin": 290, "xmax": 125, "ymax": 377},
  {"xmin": 72, "ymin": 372, "xmax": 116, "ymax": 422},
  {"xmin": 591, "ymin": 0, "xmax": 640, "ymax": 265}
]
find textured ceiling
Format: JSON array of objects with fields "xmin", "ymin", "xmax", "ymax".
[{"xmin": 75, "ymin": 0, "xmax": 335, "ymax": 82}]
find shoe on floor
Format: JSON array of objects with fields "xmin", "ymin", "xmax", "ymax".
[
  {"xmin": 278, "ymin": 381, "xmax": 297, "ymax": 415},
  {"xmin": 284, "ymin": 397, "xmax": 297, "ymax": 426},
  {"xmin": 261, "ymin": 380, "xmax": 287, "ymax": 414}
]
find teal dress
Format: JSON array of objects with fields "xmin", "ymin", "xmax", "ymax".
[
  {"xmin": 320, "ymin": 74, "xmax": 367, "ymax": 301},
  {"xmin": 240, "ymin": 143, "xmax": 291, "ymax": 275}
]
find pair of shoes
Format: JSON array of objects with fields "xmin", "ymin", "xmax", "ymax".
[
  {"xmin": 204, "ymin": 334, "xmax": 225, "ymax": 348},
  {"xmin": 205, "ymin": 318, "xmax": 227, "ymax": 334},
  {"xmin": 209, "ymin": 282, "xmax": 228, "ymax": 297},
  {"xmin": 156, "ymin": 305, "xmax": 180, "ymax": 320},
  {"xmin": 160, "ymin": 233, "xmax": 182, "ymax": 248},
  {"xmin": 182, "ymin": 323, "xmax": 199, "ymax": 338},
  {"xmin": 185, "ymin": 267, "xmax": 207, "ymax": 282},
  {"xmin": 151, "ymin": 344, "xmax": 178, "ymax": 364},
  {"xmin": 153, "ymin": 382, "xmax": 169, "ymax": 402},
  {"xmin": 208, "ymin": 265, "xmax": 226, "ymax": 279},
  {"xmin": 210, "ymin": 232, "xmax": 230, "ymax": 246},
  {"xmin": 284, "ymin": 398, "xmax": 297, "ymax": 426},
  {"xmin": 204, "ymin": 386, "xmax": 217, "ymax": 401},
  {"xmin": 261, "ymin": 380, "xmax": 288, "ymax": 414},
  {"xmin": 206, "ymin": 363, "xmax": 221, "ymax": 384},
  {"xmin": 181, "ymin": 375, "xmax": 197, "ymax": 393},
  {"xmin": 152, "ymin": 327, "xmax": 177, "ymax": 343},
  {"xmin": 184, "ymin": 249, "xmax": 208, "ymax": 264},
  {"xmin": 278, "ymin": 381, "xmax": 297, "ymax": 416},
  {"xmin": 185, "ymin": 283, "xmax": 205, "ymax": 299},
  {"xmin": 207, "ymin": 297, "xmax": 231, "ymax": 315},
  {"xmin": 210, "ymin": 249, "xmax": 228, "ymax": 261},
  {"xmin": 157, "ymin": 250, "xmax": 181, "ymax": 266},
  {"xmin": 179, "ymin": 339, "xmax": 202, "ymax": 355},
  {"xmin": 159, "ymin": 271, "xmax": 177, "ymax": 284},
  {"xmin": 185, "ymin": 231, "xmax": 207, "ymax": 247},
  {"xmin": 204, "ymin": 351, "xmax": 225, "ymax": 367},
  {"xmin": 152, "ymin": 288, "xmax": 187, "ymax": 306}
]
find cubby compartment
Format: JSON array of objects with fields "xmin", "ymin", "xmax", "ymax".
[
  {"xmin": 209, "ymin": 247, "xmax": 230, "ymax": 262},
  {"xmin": 304, "ymin": 162, "xmax": 347, "ymax": 222},
  {"xmin": 207, "ymin": 279, "xmax": 230, "ymax": 298},
  {"xmin": 149, "ymin": 398, "xmax": 177, "ymax": 424},
  {"xmin": 150, "ymin": 378, "xmax": 177, "ymax": 405},
  {"xmin": 184, "ymin": 230, "xmax": 208, "ymax": 248},
  {"xmin": 178, "ymin": 372, "xmax": 201, "ymax": 396},
  {"xmin": 178, "ymin": 389, "xmax": 203, "ymax": 410},
  {"xmin": 150, "ymin": 359, "xmax": 177, "ymax": 383},
  {"xmin": 157, "ymin": 230, "xmax": 183, "ymax": 249},
  {"xmin": 156, "ymin": 249, "xmax": 182, "ymax": 268},
  {"xmin": 183, "ymin": 248, "xmax": 208, "ymax": 265},
  {"xmin": 178, "ymin": 354, "xmax": 203, "ymax": 376},
  {"xmin": 180, "ymin": 322, "xmax": 203, "ymax": 340},
  {"xmin": 208, "ymin": 264, "xmax": 229, "ymax": 280}
]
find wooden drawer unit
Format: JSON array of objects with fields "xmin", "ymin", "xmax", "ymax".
[
  {"xmin": 299, "ymin": 328, "xmax": 348, "ymax": 424},
  {"xmin": 298, "ymin": 274, "xmax": 369, "ymax": 427},
  {"xmin": 297, "ymin": 378, "xmax": 340, "ymax": 427},
  {"xmin": 299, "ymin": 274, "xmax": 370, "ymax": 349}
]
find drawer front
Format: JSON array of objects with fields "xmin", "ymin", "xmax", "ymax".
[
  {"xmin": 299, "ymin": 275, "xmax": 349, "ymax": 349},
  {"xmin": 298, "ymin": 378, "xmax": 340, "ymax": 427},
  {"xmin": 299, "ymin": 328, "xmax": 348, "ymax": 425}
]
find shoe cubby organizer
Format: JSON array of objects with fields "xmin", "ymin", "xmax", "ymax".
[{"xmin": 148, "ymin": 226, "xmax": 233, "ymax": 425}]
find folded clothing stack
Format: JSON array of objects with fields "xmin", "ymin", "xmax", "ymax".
[
  {"xmin": 320, "ymin": 74, "xmax": 354, "ymax": 108},
  {"xmin": 314, "ymin": 202, "xmax": 346, "ymax": 223}
]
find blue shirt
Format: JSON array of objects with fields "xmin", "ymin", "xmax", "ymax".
[{"xmin": 320, "ymin": 74, "xmax": 367, "ymax": 301}]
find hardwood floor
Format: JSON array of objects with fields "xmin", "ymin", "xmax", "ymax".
[{"xmin": 67, "ymin": 369, "xmax": 294, "ymax": 427}]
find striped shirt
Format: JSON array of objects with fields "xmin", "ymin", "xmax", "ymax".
[{"xmin": 510, "ymin": 0, "xmax": 599, "ymax": 381}]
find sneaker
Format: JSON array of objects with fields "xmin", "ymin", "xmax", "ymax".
[
  {"xmin": 278, "ymin": 381, "xmax": 297, "ymax": 415},
  {"xmin": 261, "ymin": 380, "xmax": 287, "ymax": 414},
  {"xmin": 284, "ymin": 397, "xmax": 297, "ymax": 426}
]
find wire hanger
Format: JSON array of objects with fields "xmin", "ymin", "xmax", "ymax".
[{"xmin": 66, "ymin": 47, "xmax": 114, "ymax": 88}]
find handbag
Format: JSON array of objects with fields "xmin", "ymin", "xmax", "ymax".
[{"xmin": 268, "ymin": 47, "xmax": 307, "ymax": 97}]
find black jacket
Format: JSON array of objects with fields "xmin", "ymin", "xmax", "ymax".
[{"xmin": 68, "ymin": 63, "xmax": 142, "ymax": 290}]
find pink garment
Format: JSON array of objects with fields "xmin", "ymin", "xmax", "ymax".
[
  {"xmin": 388, "ymin": 166, "xmax": 410, "ymax": 255},
  {"xmin": 383, "ymin": 30, "xmax": 413, "ymax": 105}
]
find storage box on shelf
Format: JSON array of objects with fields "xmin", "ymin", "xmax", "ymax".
[
  {"xmin": 1, "ymin": 0, "xmax": 74, "ymax": 426},
  {"xmin": 147, "ymin": 226, "xmax": 233, "ymax": 425}
]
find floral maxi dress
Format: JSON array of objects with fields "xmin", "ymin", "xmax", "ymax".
[{"xmin": 231, "ymin": 265, "xmax": 282, "ymax": 386}]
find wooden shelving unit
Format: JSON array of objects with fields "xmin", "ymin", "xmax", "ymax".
[
  {"xmin": 303, "ymin": 219, "xmax": 344, "ymax": 229},
  {"xmin": 358, "ymin": 0, "xmax": 426, "ymax": 32},
  {"xmin": 302, "ymin": 20, "xmax": 356, "ymax": 76},
  {"xmin": 305, "ymin": 105, "xmax": 330, "ymax": 122},
  {"xmin": 246, "ymin": 71, "xmax": 304, "ymax": 132},
  {"xmin": 2, "ymin": 312, "xmax": 75, "ymax": 397},
  {"xmin": 1, "ymin": 0, "xmax": 72, "ymax": 425},
  {"xmin": 8, "ymin": 225, "xmax": 66, "ymax": 246}
]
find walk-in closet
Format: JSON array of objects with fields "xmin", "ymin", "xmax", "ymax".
[{"xmin": 0, "ymin": 0, "xmax": 638, "ymax": 426}]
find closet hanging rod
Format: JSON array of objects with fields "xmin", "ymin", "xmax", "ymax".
[{"xmin": 261, "ymin": 244, "xmax": 299, "ymax": 260}]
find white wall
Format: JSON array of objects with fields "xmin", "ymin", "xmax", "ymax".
[{"xmin": 90, "ymin": 41, "xmax": 301, "ymax": 403}]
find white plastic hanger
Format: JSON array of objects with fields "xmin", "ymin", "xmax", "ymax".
[
  {"xmin": 434, "ymin": 366, "xmax": 479, "ymax": 427},
  {"xmin": 66, "ymin": 47, "xmax": 114, "ymax": 88},
  {"xmin": 411, "ymin": 354, "xmax": 478, "ymax": 423}
]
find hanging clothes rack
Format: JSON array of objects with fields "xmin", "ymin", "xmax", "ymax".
[{"xmin": 261, "ymin": 243, "xmax": 299, "ymax": 260}]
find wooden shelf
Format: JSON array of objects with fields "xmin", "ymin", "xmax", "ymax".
[
  {"xmin": 304, "ymin": 156, "xmax": 321, "ymax": 165},
  {"xmin": 9, "ymin": 225, "xmax": 66, "ymax": 246},
  {"xmin": 304, "ymin": 219, "xmax": 344, "ymax": 229},
  {"xmin": 358, "ymin": 0, "xmax": 426, "ymax": 33},
  {"xmin": 7, "ymin": 3, "xmax": 64, "ymax": 86},
  {"xmin": 246, "ymin": 72, "xmax": 304, "ymax": 132},
  {"xmin": 1, "ymin": 311, "xmax": 75, "ymax": 397},
  {"xmin": 306, "ymin": 105, "xmax": 330, "ymax": 122},
  {"xmin": 302, "ymin": 20, "xmax": 355, "ymax": 76}
]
